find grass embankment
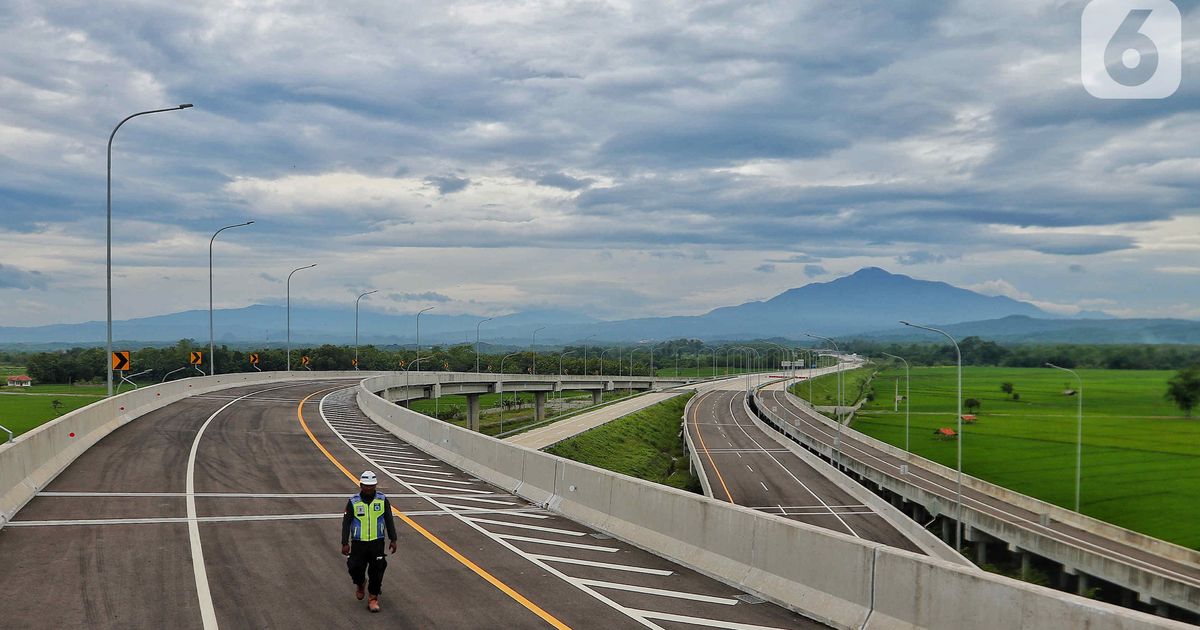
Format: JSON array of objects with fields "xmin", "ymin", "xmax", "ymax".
[
  {"xmin": 789, "ymin": 367, "xmax": 875, "ymax": 408},
  {"xmin": 546, "ymin": 393, "xmax": 700, "ymax": 493},
  {"xmin": 412, "ymin": 390, "xmax": 628, "ymax": 436},
  {"xmin": 836, "ymin": 366, "xmax": 1200, "ymax": 549}
]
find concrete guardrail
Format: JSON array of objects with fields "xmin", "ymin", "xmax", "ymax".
[
  {"xmin": 0, "ymin": 371, "xmax": 369, "ymax": 529},
  {"xmin": 356, "ymin": 374, "xmax": 1187, "ymax": 630}
]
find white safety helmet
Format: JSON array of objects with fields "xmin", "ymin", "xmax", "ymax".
[{"xmin": 359, "ymin": 470, "xmax": 378, "ymax": 486}]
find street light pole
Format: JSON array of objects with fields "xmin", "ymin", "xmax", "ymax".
[
  {"xmin": 208, "ymin": 221, "xmax": 253, "ymax": 376},
  {"xmin": 531, "ymin": 326, "xmax": 546, "ymax": 375},
  {"xmin": 902, "ymin": 320, "xmax": 964, "ymax": 551},
  {"xmin": 286, "ymin": 263, "xmax": 317, "ymax": 371},
  {"xmin": 581, "ymin": 335, "xmax": 596, "ymax": 375},
  {"xmin": 499, "ymin": 351, "xmax": 521, "ymax": 432},
  {"xmin": 883, "ymin": 352, "xmax": 911, "ymax": 453},
  {"xmin": 475, "ymin": 317, "xmax": 494, "ymax": 374},
  {"xmin": 414, "ymin": 306, "xmax": 435, "ymax": 373},
  {"xmin": 1047, "ymin": 363, "xmax": 1084, "ymax": 512},
  {"xmin": 355, "ymin": 290, "xmax": 378, "ymax": 371},
  {"xmin": 106, "ymin": 103, "xmax": 193, "ymax": 396}
]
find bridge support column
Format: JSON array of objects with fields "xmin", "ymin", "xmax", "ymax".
[
  {"xmin": 535, "ymin": 391, "xmax": 547, "ymax": 423},
  {"xmin": 1077, "ymin": 573, "xmax": 1090, "ymax": 596},
  {"xmin": 467, "ymin": 394, "xmax": 481, "ymax": 432},
  {"xmin": 1020, "ymin": 550, "xmax": 1031, "ymax": 580},
  {"xmin": 591, "ymin": 390, "xmax": 603, "ymax": 405}
]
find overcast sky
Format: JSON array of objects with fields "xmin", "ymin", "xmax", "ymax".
[{"xmin": 2, "ymin": 0, "xmax": 1199, "ymax": 327}]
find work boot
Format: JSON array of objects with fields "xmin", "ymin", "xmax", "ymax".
[
  {"xmin": 355, "ymin": 582, "xmax": 365, "ymax": 601},
  {"xmin": 368, "ymin": 594, "xmax": 380, "ymax": 613}
]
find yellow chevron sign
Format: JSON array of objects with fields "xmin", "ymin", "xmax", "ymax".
[
  {"xmin": 249, "ymin": 353, "xmax": 260, "ymax": 365},
  {"xmin": 189, "ymin": 351, "xmax": 203, "ymax": 365}
]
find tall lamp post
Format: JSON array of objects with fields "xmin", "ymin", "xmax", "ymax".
[
  {"xmin": 806, "ymin": 333, "xmax": 844, "ymax": 470},
  {"xmin": 208, "ymin": 220, "xmax": 254, "ymax": 376},
  {"xmin": 414, "ymin": 306, "xmax": 435, "ymax": 373},
  {"xmin": 902, "ymin": 320, "xmax": 964, "ymax": 551},
  {"xmin": 475, "ymin": 317, "xmax": 494, "ymax": 374},
  {"xmin": 882, "ymin": 352, "xmax": 911, "ymax": 453},
  {"xmin": 355, "ymin": 290, "xmax": 378, "ymax": 370},
  {"xmin": 106, "ymin": 103, "xmax": 193, "ymax": 396},
  {"xmin": 498, "ymin": 351, "xmax": 522, "ymax": 432},
  {"xmin": 531, "ymin": 326, "xmax": 546, "ymax": 375},
  {"xmin": 286, "ymin": 263, "xmax": 317, "ymax": 371},
  {"xmin": 1047, "ymin": 362, "xmax": 1084, "ymax": 512},
  {"xmin": 581, "ymin": 335, "xmax": 596, "ymax": 375}
]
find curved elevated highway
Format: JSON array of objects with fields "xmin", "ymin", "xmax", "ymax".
[
  {"xmin": 0, "ymin": 378, "xmax": 817, "ymax": 629},
  {"xmin": 686, "ymin": 380, "xmax": 927, "ymax": 554},
  {"xmin": 756, "ymin": 379, "xmax": 1200, "ymax": 618}
]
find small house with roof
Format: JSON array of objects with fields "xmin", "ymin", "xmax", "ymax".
[{"xmin": 6, "ymin": 375, "xmax": 32, "ymax": 388}]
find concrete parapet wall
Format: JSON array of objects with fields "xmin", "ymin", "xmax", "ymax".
[
  {"xmin": 762, "ymin": 387, "xmax": 1200, "ymax": 614},
  {"xmin": 358, "ymin": 375, "xmax": 1182, "ymax": 630},
  {"xmin": 0, "ymin": 371, "xmax": 370, "ymax": 529}
]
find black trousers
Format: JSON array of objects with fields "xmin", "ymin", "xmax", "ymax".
[{"xmin": 347, "ymin": 539, "xmax": 388, "ymax": 595}]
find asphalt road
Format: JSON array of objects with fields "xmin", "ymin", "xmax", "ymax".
[
  {"xmin": 0, "ymin": 379, "xmax": 823, "ymax": 629},
  {"xmin": 685, "ymin": 383, "xmax": 922, "ymax": 553},
  {"xmin": 757, "ymin": 381, "xmax": 1200, "ymax": 596}
]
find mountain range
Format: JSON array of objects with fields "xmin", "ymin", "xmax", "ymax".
[{"xmin": 3, "ymin": 267, "xmax": 1198, "ymax": 348}]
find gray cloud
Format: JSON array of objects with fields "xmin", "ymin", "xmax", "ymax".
[
  {"xmin": 388, "ymin": 291, "xmax": 452, "ymax": 303},
  {"xmin": 0, "ymin": 2, "xmax": 1197, "ymax": 324},
  {"xmin": 0, "ymin": 263, "xmax": 48, "ymax": 290},
  {"xmin": 1069, "ymin": 264, "xmax": 1085, "ymax": 274},
  {"xmin": 424, "ymin": 175, "xmax": 470, "ymax": 195},
  {"xmin": 755, "ymin": 264, "xmax": 776, "ymax": 273},
  {"xmin": 895, "ymin": 251, "xmax": 951, "ymax": 266},
  {"xmin": 804, "ymin": 265, "xmax": 828, "ymax": 278}
]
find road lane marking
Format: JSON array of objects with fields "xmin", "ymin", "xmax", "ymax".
[
  {"xmin": 531, "ymin": 555, "xmax": 674, "ymax": 576},
  {"xmin": 316, "ymin": 392, "xmax": 668, "ymax": 630},
  {"xmin": 496, "ymin": 533, "xmax": 620, "ymax": 552},
  {"xmin": 690, "ymin": 391, "xmax": 736, "ymax": 502},
  {"xmin": 467, "ymin": 518, "xmax": 588, "ymax": 536},
  {"xmin": 725, "ymin": 391, "xmax": 860, "ymax": 538},
  {"xmin": 630, "ymin": 609, "xmax": 791, "ymax": 630},
  {"xmin": 575, "ymin": 579, "xmax": 739, "ymax": 605},
  {"xmin": 186, "ymin": 381, "xmax": 343, "ymax": 630},
  {"xmin": 296, "ymin": 390, "xmax": 573, "ymax": 630}
]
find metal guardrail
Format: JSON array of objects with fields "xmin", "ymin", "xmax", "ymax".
[{"xmin": 0, "ymin": 423, "xmax": 11, "ymax": 444}]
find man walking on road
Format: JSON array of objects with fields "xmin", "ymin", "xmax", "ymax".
[{"xmin": 341, "ymin": 471, "xmax": 398, "ymax": 612}]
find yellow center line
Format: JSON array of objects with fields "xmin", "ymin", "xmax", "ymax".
[
  {"xmin": 295, "ymin": 389, "xmax": 571, "ymax": 630},
  {"xmin": 691, "ymin": 391, "xmax": 735, "ymax": 502}
]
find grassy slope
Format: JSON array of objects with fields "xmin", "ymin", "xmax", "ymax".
[
  {"xmin": 546, "ymin": 393, "xmax": 700, "ymax": 492},
  {"xmin": 844, "ymin": 366, "xmax": 1200, "ymax": 549},
  {"xmin": 0, "ymin": 392, "xmax": 103, "ymax": 436}
]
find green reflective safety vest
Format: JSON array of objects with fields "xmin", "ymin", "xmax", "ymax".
[{"xmin": 350, "ymin": 493, "xmax": 387, "ymax": 542}]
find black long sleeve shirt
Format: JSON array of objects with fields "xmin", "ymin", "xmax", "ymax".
[{"xmin": 341, "ymin": 493, "xmax": 397, "ymax": 544}]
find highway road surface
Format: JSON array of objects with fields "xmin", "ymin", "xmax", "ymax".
[
  {"xmin": 0, "ymin": 379, "xmax": 822, "ymax": 629},
  {"xmin": 685, "ymin": 378, "xmax": 922, "ymax": 553},
  {"xmin": 757, "ymin": 380, "xmax": 1200, "ymax": 600}
]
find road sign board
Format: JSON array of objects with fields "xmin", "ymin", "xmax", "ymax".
[
  {"xmin": 249, "ymin": 353, "xmax": 260, "ymax": 365},
  {"xmin": 301, "ymin": 356, "xmax": 310, "ymax": 366},
  {"xmin": 189, "ymin": 351, "xmax": 203, "ymax": 365},
  {"xmin": 352, "ymin": 358, "xmax": 358, "ymax": 367},
  {"xmin": 112, "ymin": 351, "xmax": 130, "ymax": 372}
]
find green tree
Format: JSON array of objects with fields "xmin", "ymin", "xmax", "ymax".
[
  {"xmin": 1000, "ymin": 382, "xmax": 1014, "ymax": 396},
  {"xmin": 964, "ymin": 398, "xmax": 981, "ymax": 414},
  {"xmin": 1165, "ymin": 367, "xmax": 1200, "ymax": 417}
]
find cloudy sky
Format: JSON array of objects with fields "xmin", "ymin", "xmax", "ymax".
[{"xmin": 2, "ymin": 0, "xmax": 1199, "ymax": 327}]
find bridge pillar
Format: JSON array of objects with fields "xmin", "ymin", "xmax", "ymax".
[
  {"xmin": 535, "ymin": 391, "xmax": 547, "ymax": 423},
  {"xmin": 1020, "ymin": 550, "xmax": 1031, "ymax": 580},
  {"xmin": 467, "ymin": 394, "xmax": 481, "ymax": 432},
  {"xmin": 1077, "ymin": 572, "xmax": 1090, "ymax": 596},
  {"xmin": 591, "ymin": 390, "xmax": 603, "ymax": 405}
]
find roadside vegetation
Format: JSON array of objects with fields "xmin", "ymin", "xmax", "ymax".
[
  {"xmin": 546, "ymin": 393, "xmax": 700, "ymax": 493},
  {"xmin": 846, "ymin": 366, "xmax": 1200, "ymax": 549}
]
